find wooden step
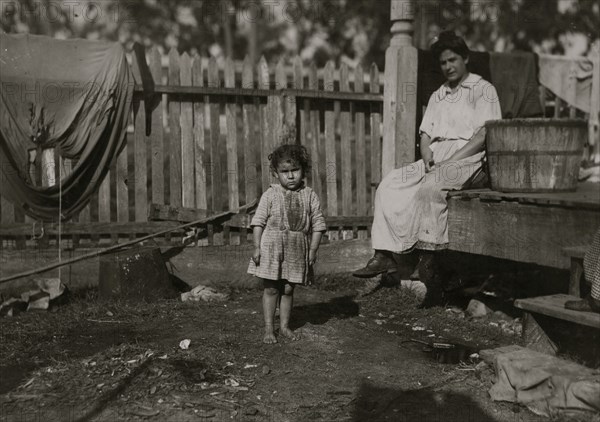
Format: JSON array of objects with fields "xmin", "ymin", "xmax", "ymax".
[{"xmin": 514, "ymin": 294, "xmax": 600, "ymax": 329}]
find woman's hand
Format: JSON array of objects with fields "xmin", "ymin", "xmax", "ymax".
[
  {"xmin": 252, "ymin": 247, "xmax": 261, "ymax": 265},
  {"xmin": 309, "ymin": 249, "xmax": 318, "ymax": 266},
  {"xmin": 422, "ymin": 149, "xmax": 434, "ymax": 173}
]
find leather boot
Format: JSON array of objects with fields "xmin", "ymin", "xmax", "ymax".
[
  {"xmin": 565, "ymin": 295, "xmax": 600, "ymax": 314},
  {"xmin": 417, "ymin": 251, "xmax": 445, "ymax": 309},
  {"xmin": 353, "ymin": 250, "xmax": 396, "ymax": 278}
]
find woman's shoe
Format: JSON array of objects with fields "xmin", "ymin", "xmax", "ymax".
[
  {"xmin": 564, "ymin": 295, "xmax": 600, "ymax": 314},
  {"xmin": 353, "ymin": 251, "xmax": 396, "ymax": 278}
]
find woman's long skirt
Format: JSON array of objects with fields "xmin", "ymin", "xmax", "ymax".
[{"xmin": 371, "ymin": 139, "xmax": 483, "ymax": 253}]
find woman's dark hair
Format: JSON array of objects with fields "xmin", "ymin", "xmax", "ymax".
[
  {"xmin": 268, "ymin": 144, "xmax": 311, "ymax": 174},
  {"xmin": 431, "ymin": 31, "xmax": 470, "ymax": 61}
]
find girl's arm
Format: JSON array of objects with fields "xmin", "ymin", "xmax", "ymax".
[
  {"xmin": 308, "ymin": 191, "xmax": 327, "ymax": 265},
  {"xmin": 308, "ymin": 232, "xmax": 323, "ymax": 266},
  {"xmin": 252, "ymin": 226, "xmax": 263, "ymax": 265}
]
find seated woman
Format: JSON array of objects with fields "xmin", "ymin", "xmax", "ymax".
[{"xmin": 353, "ymin": 31, "xmax": 502, "ymax": 307}]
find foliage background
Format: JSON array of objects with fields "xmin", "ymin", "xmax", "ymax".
[{"xmin": 1, "ymin": 0, "xmax": 598, "ymax": 67}]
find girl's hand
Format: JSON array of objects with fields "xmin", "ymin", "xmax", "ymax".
[
  {"xmin": 309, "ymin": 249, "xmax": 318, "ymax": 266},
  {"xmin": 252, "ymin": 247, "xmax": 261, "ymax": 265}
]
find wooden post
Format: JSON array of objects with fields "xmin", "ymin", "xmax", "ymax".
[{"xmin": 382, "ymin": 0, "xmax": 418, "ymax": 177}]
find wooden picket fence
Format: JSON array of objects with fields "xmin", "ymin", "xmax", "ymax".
[
  {"xmin": 1, "ymin": 49, "xmax": 597, "ymax": 250},
  {"xmin": 0, "ymin": 47, "xmax": 383, "ymax": 249}
]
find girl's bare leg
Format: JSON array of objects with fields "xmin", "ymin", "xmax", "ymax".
[
  {"xmin": 279, "ymin": 282, "xmax": 299, "ymax": 340},
  {"xmin": 262, "ymin": 279, "xmax": 280, "ymax": 344}
]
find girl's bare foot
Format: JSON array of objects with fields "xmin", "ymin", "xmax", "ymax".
[
  {"xmin": 263, "ymin": 326, "xmax": 277, "ymax": 344},
  {"xmin": 280, "ymin": 327, "xmax": 299, "ymax": 341}
]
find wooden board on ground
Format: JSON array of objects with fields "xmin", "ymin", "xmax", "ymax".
[{"xmin": 514, "ymin": 294, "xmax": 600, "ymax": 329}]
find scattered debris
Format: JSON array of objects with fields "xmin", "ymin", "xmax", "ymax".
[
  {"xmin": 0, "ymin": 278, "xmax": 67, "ymax": 317},
  {"xmin": 181, "ymin": 285, "xmax": 229, "ymax": 303},
  {"xmin": 179, "ymin": 339, "xmax": 191, "ymax": 350}
]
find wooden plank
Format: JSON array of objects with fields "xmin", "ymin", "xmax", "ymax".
[
  {"xmin": 168, "ymin": 48, "xmax": 182, "ymax": 207},
  {"xmin": 257, "ymin": 56, "xmax": 271, "ymax": 193},
  {"xmin": 276, "ymin": 58, "xmax": 294, "ymax": 131},
  {"xmin": 448, "ymin": 183, "xmax": 600, "ymax": 211},
  {"xmin": 370, "ymin": 63, "xmax": 381, "ymax": 215},
  {"xmin": 208, "ymin": 57, "xmax": 222, "ymax": 211},
  {"xmin": 514, "ymin": 294, "xmax": 600, "ymax": 329},
  {"xmin": 242, "ymin": 56, "xmax": 257, "ymax": 204},
  {"xmin": 308, "ymin": 62, "xmax": 323, "ymax": 207},
  {"xmin": 132, "ymin": 52, "xmax": 148, "ymax": 222},
  {"xmin": 148, "ymin": 203, "xmax": 210, "ymax": 222},
  {"xmin": 447, "ymin": 197, "xmax": 600, "ymax": 269},
  {"xmin": 294, "ymin": 56, "xmax": 305, "ymax": 146},
  {"xmin": 324, "ymin": 61, "xmax": 338, "ymax": 218},
  {"xmin": 116, "ymin": 143, "xmax": 128, "ymax": 222},
  {"xmin": 354, "ymin": 64, "xmax": 367, "ymax": 218},
  {"xmin": 149, "ymin": 47, "xmax": 165, "ymax": 205},
  {"xmin": 133, "ymin": 85, "xmax": 383, "ymax": 102},
  {"xmin": 0, "ymin": 195, "xmax": 15, "ymax": 224},
  {"xmin": 98, "ymin": 170, "xmax": 111, "ymax": 223},
  {"xmin": 180, "ymin": 52, "xmax": 195, "ymax": 208},
  {"xmin": 192, "ymin": 55, "xmax": 208, "ymax": 211},
  {"xmin": 224, "ymin": 57, "xmax": 239, "ymax": 212},
  {"xmin": 0, "ymin": 222, "xmax": 184, "ymax": 236},
  {"xmin": 339, "ymin": 63, "xmax": 352, "ymax": 217}
]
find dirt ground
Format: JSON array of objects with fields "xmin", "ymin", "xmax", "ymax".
[{"xmin": 0, "ymin": 274, "xmax": 597, "ymax": 422}]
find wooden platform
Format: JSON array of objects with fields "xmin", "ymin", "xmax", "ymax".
[
  {"xmin": 514, "ymin": 294, "xmax": 600, "ymax": 329},
  {"xmin": 448, "ymin": 182, "xmax": 600, "ymax": 269}
]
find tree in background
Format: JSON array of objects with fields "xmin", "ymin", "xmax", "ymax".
[{"xmin": 1, "ymin": 0, "xmax": 598, "ymax": 65}]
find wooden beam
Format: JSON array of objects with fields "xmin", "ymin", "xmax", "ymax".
[
  {"xmin": 447, "ymin": 197, "xmax": 600, "ymax": 269},
  {"xmin": 133, "ymin": 85, "xmax": 383, "ymax": 103}
]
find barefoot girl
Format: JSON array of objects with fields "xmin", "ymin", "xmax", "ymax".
[{"xmin": 248, "ymin": 144, "xmax": 327, "ymax": 344}]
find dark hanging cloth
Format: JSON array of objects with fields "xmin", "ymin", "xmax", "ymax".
[
  {"xmin": 417, "ymin": 49, "xmax": 543, "ymax": 119},
  {"xmin": 0, "ymin": 33, "xmax": 133, "ymax": 221},
  {"xmin": 489, "ymin": 52, "xmax": 544, "ymax": 118}
]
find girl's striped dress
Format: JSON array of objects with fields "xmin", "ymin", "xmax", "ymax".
[{"xmin": 247, "ymin": 184, "xmax": 327, "ymax": 285}]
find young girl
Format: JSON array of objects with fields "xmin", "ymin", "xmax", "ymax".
[{"xmin": 248, "ymin": 144, "xmax": 327, "ymax": 344}]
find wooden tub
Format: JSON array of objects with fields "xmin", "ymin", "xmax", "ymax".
[{"xmin": 485, "ymin": 119, "xmax": 586, "ymax": 192}]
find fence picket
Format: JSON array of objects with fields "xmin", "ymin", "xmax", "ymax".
[
  {"xmin": 180, "ymin": 53, "xmax": 195, "ymax": 208},
  {"xmin": 354, "ymin": 64, "xmax": 367, "ymax": 239},
  {"xmin": 324, "ymin": 60, "xmax": 338, "ymax": 239},
  {"xmin": 370, "ymin": 64, "xmax": 381, "ymax": 215},
  {"xmin": 149, "ymin": 47, "xmax": 165, "ymax": 205},
  {"xmin": 257, "ymin": 57, "xmax": 271, "ymax": 193},
  {"xmin": 132, "ymin": 52, "xmax": 148, "ymax": 222},
  {"xmin": 208, "ymin": 57, "xmax": 222, "ymax": 211},
  {"xmin": 308, "ymin": 63, "xmax": 323, "ymax": 208},
  {"xmin": 192, "ymin": 55, "xmax": 207, "ymax": 213},
  {"xmin": 339, "ymin": 63, "xmax": 352, "ymax": 218},
  {"xmin": 168, "ymin": 49, "xmax": 182, "ymax": 208}
]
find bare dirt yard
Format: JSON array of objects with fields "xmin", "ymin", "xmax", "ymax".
[{"xmin": 0, "ymin": 274, "xmax": 596, "ymax": 422}]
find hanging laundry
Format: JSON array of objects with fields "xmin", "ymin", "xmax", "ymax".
[{"xmin": 0, "ymin": 33, "xmax": 134, "ymax": 221}]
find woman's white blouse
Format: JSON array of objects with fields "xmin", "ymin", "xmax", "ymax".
[{"xmin": 419, "ymin": 73, "xmax": 502, "ymax": 141}]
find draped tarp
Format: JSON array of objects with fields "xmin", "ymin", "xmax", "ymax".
[{"xmin": 0, "ymin": 33, "xmax": 133, "ymax": 221}]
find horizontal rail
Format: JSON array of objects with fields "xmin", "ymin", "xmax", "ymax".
[{"xmin": 133, "ymin": 85, "xmax": 383, "ymax": 103}]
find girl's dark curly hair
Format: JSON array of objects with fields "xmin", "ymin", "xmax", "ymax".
[
  {"xmin": 268, "ymin": 144, "xmax": 311, "ymax": 174},
  {"xmin": 431, "ymin": 31, "xmax": 470, "ymax": 62}
]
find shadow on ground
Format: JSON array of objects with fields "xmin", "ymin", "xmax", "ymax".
[
  {"xmin": 351, "ymin": 380, "xmax": 499, "ymax": 422},
  {"xmin": 291, "ymin": 295, "xmax": 359, "ymax": 329}
]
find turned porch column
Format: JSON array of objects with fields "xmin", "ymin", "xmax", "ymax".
[{"xmin": 382, "ymin": 0, "xmax": 418, "ymax": 176}]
